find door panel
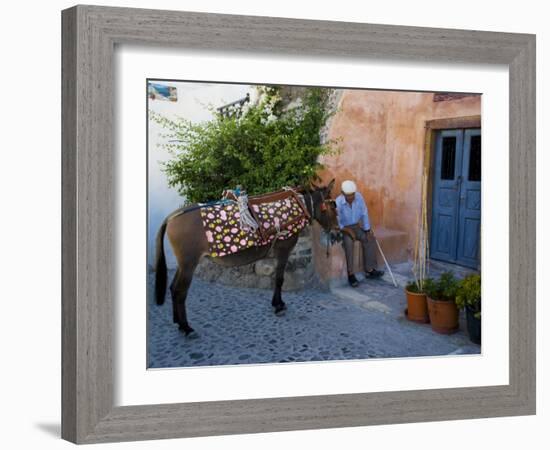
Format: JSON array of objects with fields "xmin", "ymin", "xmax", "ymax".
[
  {"xmin": 456, "ymin": 129, "xmax": 481, "ymax": 268},
  {"xmin": 430, "ymin": 130, "xmax": 463, "ymax": 263},
  {"xmin": 461, "ymin": 218, "xmax": 481, "ymax": 260},
  {"xmin": 434, "ymin": 214, "xmax": 454, "ymax": 255}
]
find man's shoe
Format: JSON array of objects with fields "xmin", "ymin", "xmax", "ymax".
[
  {"xmin": 348, "ymin": 274, "xmax": 359, "ymax": 287},
  {"xmin": 365, "ymin": 269, "xmax": 384, "ymax": 278}
]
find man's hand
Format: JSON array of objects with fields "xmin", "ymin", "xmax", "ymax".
[{"xmin": 342, "ymin": 226, "xmax": 357, "ymax": 241}]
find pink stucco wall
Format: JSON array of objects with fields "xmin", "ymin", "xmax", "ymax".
[{"xmin": 318, "ymin": 89, "xmax": 481, "ymax": 260}]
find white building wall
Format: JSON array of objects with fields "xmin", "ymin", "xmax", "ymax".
[{"xmin": 147, "ymin": 81, "xmax": 253, "ymax": 268}]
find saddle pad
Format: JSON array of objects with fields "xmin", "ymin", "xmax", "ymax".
[{"xmin": 200, "ymin": 195, "xmax": 308, "ymax": 257}]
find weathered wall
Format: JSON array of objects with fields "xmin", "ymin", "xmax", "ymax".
[{"xmin": 318, "ymin": 90, "xmax": 481, "ymax": 261}]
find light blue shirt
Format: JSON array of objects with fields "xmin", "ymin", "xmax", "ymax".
[{"xmin": 335, "ymin": 191, "xmax": 371, "ymax": 231}]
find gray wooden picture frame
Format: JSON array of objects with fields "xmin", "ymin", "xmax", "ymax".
[{"xmin": 61, "ymin": 4, "xmax": 536, "ymax": 444}]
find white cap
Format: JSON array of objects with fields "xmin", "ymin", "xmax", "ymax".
[{"xmin": 341, "ymin": 180, "xmax": 357, "ymax": 194}]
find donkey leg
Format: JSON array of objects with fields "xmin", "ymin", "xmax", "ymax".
[
  {"xmin": 172, "ymin": 266, "xmax": 198, "ymax": 337},
  {"xmin": 165, "ymin": 209, "xmax": 209, "ymax": 337},
  {"xmin": 272, "ymin": 261, "xmax": 287, "ymax": 315},
  {"xmin": 272, "ymin": 236, "xmax": 298, "ymax": 315},
  {"xmin": 169, "ymin": 269, "xmax": 179, "ymax": 324}
]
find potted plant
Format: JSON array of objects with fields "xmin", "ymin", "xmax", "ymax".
[
  {"xmin": 424, "ymin": 272, "xmax": 459, "ymax": 334},
  {"xmin": 455, "ymin": 274, "xmax": 481, "ymax": 344},
  {"xmin": 407, "ymin": 203, "xmax": 431, "ymax": 323},
  {"xmin": 404, "ymin": 279, "xmax": 432, "ymax": 323}
]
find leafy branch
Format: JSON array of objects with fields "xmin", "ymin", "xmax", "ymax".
[{"xmin": 150, "ymin": 86, "xmax": 340, "ymax": 204}]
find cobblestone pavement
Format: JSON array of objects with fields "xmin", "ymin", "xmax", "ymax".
[{"xmin": 147, "ymin": 263, "xmax": 480, "ymax": 368}]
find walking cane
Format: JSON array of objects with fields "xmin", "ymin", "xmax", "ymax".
[{"xmin": 371, "ymin": 228, "xmax": 398, "ymax": 288}]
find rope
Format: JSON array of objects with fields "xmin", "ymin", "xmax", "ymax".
[
  {"xmin": 264, "ymin": 222, "xmax": 290, "ymax": 257},
  {"xmin": 236, "ymin": 192, "xmax": 259, "ymax": 232}
]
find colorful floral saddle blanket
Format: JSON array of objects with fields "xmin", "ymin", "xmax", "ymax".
[{"xmin": 200, "ymin": 189, "xmax": 310, "ymax": 257}]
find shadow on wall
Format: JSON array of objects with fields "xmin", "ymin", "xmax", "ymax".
[{"xmin": 148, "ymin": 198, "xmax": 181, "ymax": 270}]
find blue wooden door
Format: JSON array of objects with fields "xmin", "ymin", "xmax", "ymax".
[
  {"xmin": 430, "ymin": 129, "xmax": 481, "ymax": 269},
  {"xmin": 456, "ymin": 129, "xmax": 481, "ymax": 268},
  {"xmin": 430, "ymin": 130, "xmax": 464, "ymax": 263}
]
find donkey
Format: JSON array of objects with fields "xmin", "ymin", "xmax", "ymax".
[{"xmin": 154, "ymin": 180, "xmax": 337, "ymax": 337}]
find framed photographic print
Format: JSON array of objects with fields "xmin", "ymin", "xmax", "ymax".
[{"xmin": 62, "ymin": 4, "xmax": 536, "ymax": 444}]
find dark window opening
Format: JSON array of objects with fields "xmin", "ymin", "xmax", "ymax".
[
  {"xmin": 468, "ymin": 135, "xmax": 481, "ymax": 181},
  {"xmin": 441, "ymin": 136, "xmax": 457, "ymax": 180}
]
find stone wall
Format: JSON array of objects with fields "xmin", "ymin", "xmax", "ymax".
[{"xmin": 194, "ymin": 226, "xmax": 327, "ymax": 291}]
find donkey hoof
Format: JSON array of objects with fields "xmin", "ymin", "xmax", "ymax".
[
  {"xmin": 274, "ymin": 304, "xmax": 287, "ymax": 316},
  {"xmin": 179, "ymin": 325, "xmax": 198, "ymax": 338},
  {"xmin": 186, "ymin": 330, "xmax": 199, "ymax": 339}
]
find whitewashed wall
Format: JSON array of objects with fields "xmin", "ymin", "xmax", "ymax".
[{"xmin": 147, "ymin": 81, "xmax": 253, "ymax": 267}]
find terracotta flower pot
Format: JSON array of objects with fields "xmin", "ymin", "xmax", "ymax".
[
  {"xmin": 427, "ymin": 297, "xmax": 459, "ymax": 334},
  {"xmin": 404, "ymin": 289, "xmax": 429, "ymax": 323}
]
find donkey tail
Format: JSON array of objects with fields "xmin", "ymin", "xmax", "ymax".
[{"xmin": 154, "ymin": 219, "xmax": 168, "ymax": 305}]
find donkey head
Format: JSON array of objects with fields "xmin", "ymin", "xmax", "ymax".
[{"xmin": 305, "ymin": 178, "xmax": 338, "ymax": 232}]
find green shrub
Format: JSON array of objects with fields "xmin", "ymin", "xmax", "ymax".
[
  {"xmin": 150, "ymin": 86, "xmax": 340, "ymax": 203},
  {"xmin": 455, "ymin": 274, "xmax": 481, "ymax": 318},
  {"xmin": 424, "ymin": 271, "xmax": 458, "ymax": 302},
  {"xmin": 423, "ymin": 277, "xmax": 437, "ymax": 298},
  {"xmin": 405, "ymin": 281, "xmax": 421, "ymax": 293},
  {"xmin": 406, "ymin": 278, "xmax": 433, "ymax": 294}
]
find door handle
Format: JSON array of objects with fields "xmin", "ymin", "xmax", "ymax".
[
  {"xmin": 453, "ymin": 175, "xmax": 462, "ymax": 190},
  {"xmin": 457, "ymin": 176, "xmax": 466, "ymax": 201}
]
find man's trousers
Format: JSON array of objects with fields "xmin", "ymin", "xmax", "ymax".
[{"xmin": 341, "ymin": 224, "xmax": 378, "ymax": 274}]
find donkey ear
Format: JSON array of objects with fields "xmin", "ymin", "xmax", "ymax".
[{"xmin": 326, "ymin": 178, "xmax": 335, "ymax": 193}]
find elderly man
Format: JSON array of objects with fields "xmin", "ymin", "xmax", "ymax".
[{"xmin": 335, "ymin": 180, "xmax": 384, "ymax": 287}]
